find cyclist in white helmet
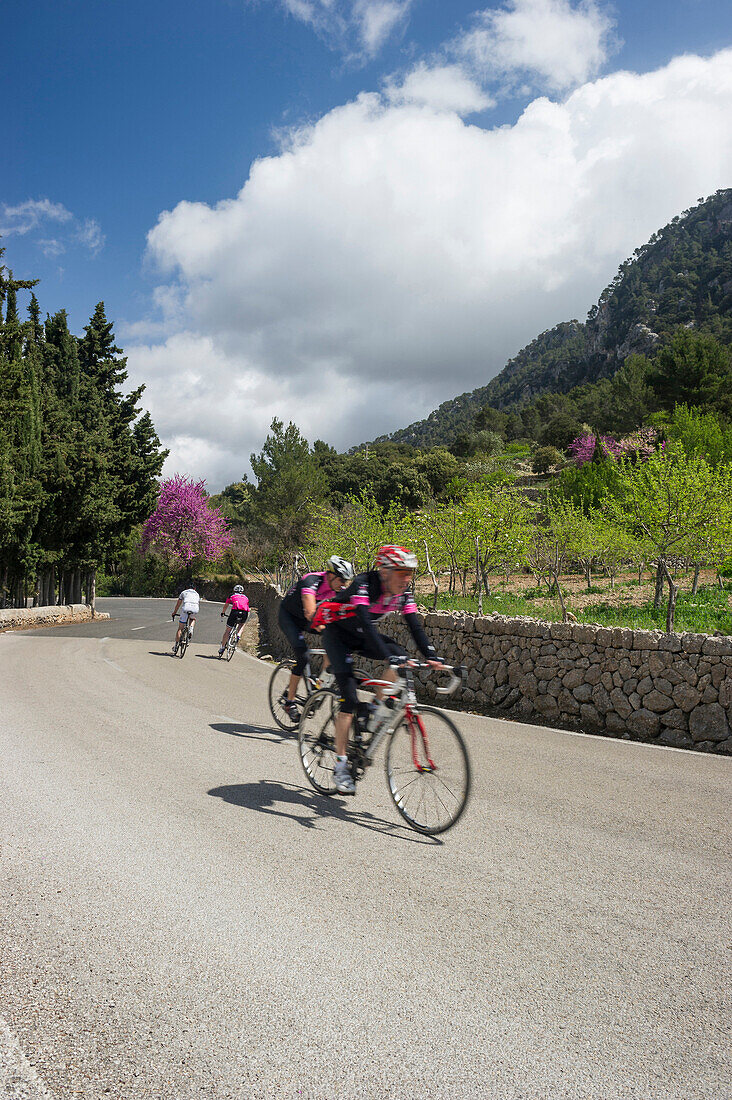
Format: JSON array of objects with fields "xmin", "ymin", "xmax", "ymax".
[{"xmin": 277, "ymin": 556, "xmax": 354, "ymax": 722}]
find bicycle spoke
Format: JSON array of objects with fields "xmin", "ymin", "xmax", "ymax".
[{"xmin": 385, "ymin": 707, "xmax": 470, "ymax": 835}]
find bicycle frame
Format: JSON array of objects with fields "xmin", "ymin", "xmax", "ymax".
[{"xmin": 355, "ymin": 663, "xmax": 463, "ymax": 767}]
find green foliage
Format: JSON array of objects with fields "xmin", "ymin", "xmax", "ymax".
[
  {"xmin": 0, "ymin": 245, "xmax": 167, "ymax": 607},
  {"xmin": 249, "ymin": 418, "xmax": 327, "ymax": 545},
  {"xmin": 531, "ymin": 446, "xmax": 563, "ymax": 474}
]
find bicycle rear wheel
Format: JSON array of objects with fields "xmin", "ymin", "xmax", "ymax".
[
  {"xmin": 225, "ymin": 631, "xmax": 238, "ymax": 661},
  {"xmin": 268, "ymin": 660, "xmax": 310, "ymax": 732},
  {"xmin": 178, "ymin": 630, "xmax": 189, "ymax": 658},
  {"xmin": 385, "ymin": 706, "xmax": 470, "ymax": 835},
  {"xmin": 298, "ymin": 689, "xmax": 339, "ymax": 794}
]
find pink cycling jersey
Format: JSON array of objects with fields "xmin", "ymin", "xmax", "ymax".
[{"xmin": 224, "ymin": 592, "xmax": 250, "ymax": 612}]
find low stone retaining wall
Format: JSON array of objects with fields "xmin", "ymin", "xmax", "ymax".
[
  {"xmin": 388, "ymin": 612, "xmax": 732, "ymax": 755},
  {"xmin": 0, "ymin": 603, "xmax": 109, "ymax": 631},
  {"xmin": 203, "ymin": 580, "xmax": 732, "ymax": 755}
]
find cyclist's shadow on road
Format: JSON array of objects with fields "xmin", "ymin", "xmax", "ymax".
[
  {"xmin": 210, "ymin": 721, "xmax": 293, "ymax": 745},
  {"xmin": 207, "ymin": 780, "xmax": 440, "ymax": 844}
]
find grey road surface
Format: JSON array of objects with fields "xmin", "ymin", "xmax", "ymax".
[{"xmin": 1, "ymin": 598, "xmax": 730, "ymax": 1099}]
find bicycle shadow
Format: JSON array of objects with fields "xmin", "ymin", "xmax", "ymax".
[
  {"xmin": 207, "ymin": 779, "xmax": 440, "ymax": 844},
  {"xmin": 210, "ymin": 721, "xmax": 294, "ymax": 745},
  {"xmin": 196, "ymin": 653, "xmax": 224, "ymax": 661},
  {"xmin": 148, "ymin": 650, "xmax": 178, "ymax": 658}
]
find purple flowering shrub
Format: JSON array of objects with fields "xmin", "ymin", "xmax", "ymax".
[
  {"xmin": 141, "ymin": 475, "xmax": 234, "ymax": 568},
  {"xmin": 568, "ymin": 428, "xmax": 661, "ymax": 466}
]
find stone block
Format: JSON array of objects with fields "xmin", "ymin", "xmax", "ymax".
[
  {"xmin": 671, "ymin": 683, "xmax": 700, "ymax": 712},
  {"xmin": 579, "ymin": 703, "xmax": 602, "ymax": 729},
  {"xmin": 702, "ymin": 637, "xmax": 732, "ymax": 656},
  {"xmin": 609, "ymin": 688, "xmax": 632, "ymax": 720},
  {"xmin": 606, "ymin": 713, "xmax": 627, "ymax": 735},
  {"xmin": 644, "ymin": 690, "xmax": 674, "ymax": 714},
  {"xmin": 623, "ymin": 678, "xmax": 638, "ymax": 695},
  {"xmin": 534, "ymin": 695, "xmax": 560, "ymax": 718},
  {"xmin": 557, "ymin": 690, "xmax": 580, "ymax": 715},
  {"xmin": 627, "ymin": 708, "xmax": 661, "ymax": 738},
  {"xmin": 689, "ymin": 703, "xmax": 730, "ymax": 743},
  {"xmin": 637, "ymin": 675, "xmax": 653, "ymax": 695},
  {"xmin": 633, "ymin": 630, "xmax": 662, "ymax": 651},
  {"xmin": 657, "ymin": 634, "xmax": 682, "ymax": 653},
  {"xmin": 595, "ymin": 628, "xmax": 613, "ymax": 648},
  {"xmin": 701, "ymin": 686, "xmax": 718, "ymax": 704},
  {"xmin": 660, "ymin": 708, "xmax": 687, "ymax": 731},
  {"xmin": 717, "ymin": 737, "xmax": 732, "ymax": 754},
  {"xmin": 601, "ymin": 672, "xmax": 614, "ymax": 691},
  {"xmin": 612, "ymin": 628, "xmax": 633, "ymax": 649},
  {"xmin": 571, "ymin": 626, "xmax": 596, "ymax": 644},
  {"xmin": 657, "ymin": 728, "xmax": 693, "ymax": 749},
  {"xmin": 585, "ymin": 666, "xmax": 601, "ymax": 685},
  {"xmin": 592, "ymin": 685, "xmax": 612, "ymax": 713},
  {"xmin": 562, "ymin": 668, "xmax": 585, "ymax": 690},
  {"xmin": 681, "ymin": 633, "xmax": 706, "ymax": 653},
  {"xmin": 711, "ymin": 664, "xmax": 726, "ymax": 688},
  {"xmin": 719, "ymin": 680, "xmax": 732, "ymax": 709},
  {"xmin": 549, "ymin": 622, "xmax": 574, "ymax": 640},
  {"xmin": 573, "ymin": 683, "xmax": 593, "ymax": 703},
  {"xmin": 628, "ymin": 691, "xmax": 642, "ymax": 711}
]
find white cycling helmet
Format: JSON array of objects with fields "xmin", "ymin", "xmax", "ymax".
[
  {"xmin": 326, "ymin": 555, "xmax": 355, "ymax": 582},
  {"xmin": 233, "ymin": 584, "xmax": 244, "ymax": 594}
]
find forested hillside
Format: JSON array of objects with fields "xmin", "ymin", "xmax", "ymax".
[
  {"xmin": 383, "ymin": 188, "xmax": 732, "ymax": 448},
  {"xmin": 0, "ymin": 244, "xmax": 167, "ymax": 608}
]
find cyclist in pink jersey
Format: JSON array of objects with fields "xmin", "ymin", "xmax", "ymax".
[{"xmin": 218, "ymin": 585, "xmax": 250, "ymax": 656}]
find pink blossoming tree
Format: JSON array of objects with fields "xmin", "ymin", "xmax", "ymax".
[
  {"xmin": 141, "ymin": 476, "xmax": 233, "ymax": 578},
  {"xmin": 568, "ymin": 429, "xmax": 661, "ymax": 466}
]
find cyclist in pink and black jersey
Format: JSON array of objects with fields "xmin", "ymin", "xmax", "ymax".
[
  {"xmin": 218, "ymin": 585, "xmax": 250, "ymax": 656},
  {"xmin": 277, "ymin": 556, "xmax": 354, "ymax": 721},
  {"xmin": 320, "ymin": 546, "xmax": 443, "ymax": 794}
]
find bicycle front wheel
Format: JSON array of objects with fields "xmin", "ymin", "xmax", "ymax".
[
  {"xmin": 268, "ymin": 660, "xmax": 309, "ymax": 732},
  {"xmin": 298, "ymin": 689, "xmax": 339, "ymax": 794},
  {"xmin": 385, "ymin": 706, "xmax": 470, "ymax": 835}
]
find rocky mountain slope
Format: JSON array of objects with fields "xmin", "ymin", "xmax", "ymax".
[{"xmin": 382, "ymin": 189, "xmax": 732, "ymax": 448}]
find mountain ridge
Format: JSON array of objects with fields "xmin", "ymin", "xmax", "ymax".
[{"xmin": 376, "ymin": 189, "xmax": 732, "ymax": 449}]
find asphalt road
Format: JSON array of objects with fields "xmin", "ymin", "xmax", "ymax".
[{"xmin": 1, "ymin": 597, "xmax": 730, "ymax": 1099}]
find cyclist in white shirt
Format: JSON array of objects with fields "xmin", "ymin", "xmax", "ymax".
[{"xmin": 171, "ymin": 587, "xmax": 200, "ymax": 653}]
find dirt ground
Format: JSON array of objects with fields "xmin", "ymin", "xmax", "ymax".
[{"xmin": 415, "ymin": 567, "xmax": 730, "ymax": 615}]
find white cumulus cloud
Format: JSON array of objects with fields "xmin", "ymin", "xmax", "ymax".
[
  {"xmin": 274, "ymin": 0, "xmax": 412, "ymax": 56},
  {"xmin": 456, "ymin": 0, "xmax": 616, "ymax": 93},
  {"xmin": 128, "ymin": 48, "xmax": 732, "ymax": 488},
  {"xmin": 385, "ymin": 63, "xmax": 495, "ymax": 114}
]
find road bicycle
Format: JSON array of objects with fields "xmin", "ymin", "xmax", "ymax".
[
  {"xmin": 220, "ymin": 620, "xmax": 245, "ymax": 661},
  {"xmin": 267, "ymin": 647, "xmax": 367, "ymax": 733},
  {"xmin": 298, "ymin": 661, "xmax": 470, "ymax": 835},
  {"xmin": 172, "ymin": 614, "xmax": 195, "ymax": 658}
]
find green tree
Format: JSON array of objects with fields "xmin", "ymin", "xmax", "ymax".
[
  {"xmin": 250, "ymin": 418, "xmax": 328, "ymax": 547},
  {"xmin": 648, "ymin": 328, "xmax": 732, "ymax": 416}
]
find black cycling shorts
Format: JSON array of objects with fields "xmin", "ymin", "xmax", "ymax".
[
  {"xmin": 227, "ymin": 608, "xmax": 249, "ymax": 628},
  {"xmin": 278, "ymin": 603, "xmax": 310, "ymax": 676},
  {"xmin": 323, "ymin": 623, "xmax": 407, "ymax": 715}
]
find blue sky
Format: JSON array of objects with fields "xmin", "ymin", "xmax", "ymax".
[{"xmin": 3, "ymin": 0, "xmax": 732, "ymax": 487}]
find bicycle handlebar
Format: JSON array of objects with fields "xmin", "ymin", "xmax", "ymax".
[{"xmin": 389, "ymin": 659, "xmax": 466, "ymax": 697}]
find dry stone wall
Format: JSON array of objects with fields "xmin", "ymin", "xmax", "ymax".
[
  {"xmin": 0, "ymin": 603, "xmax": 109, "ymax": 632},
  {"xmin": 387, "ymin": 611, "xmax": 732, "ymax": 755},
  {"xmin": 211, "ymin": 580, "xmax": 732, "ymax": 755}
]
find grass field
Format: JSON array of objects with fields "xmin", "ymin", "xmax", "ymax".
[{"xmin": 418, "ymin": 576, "xmax": 732, "ymax": 635}]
